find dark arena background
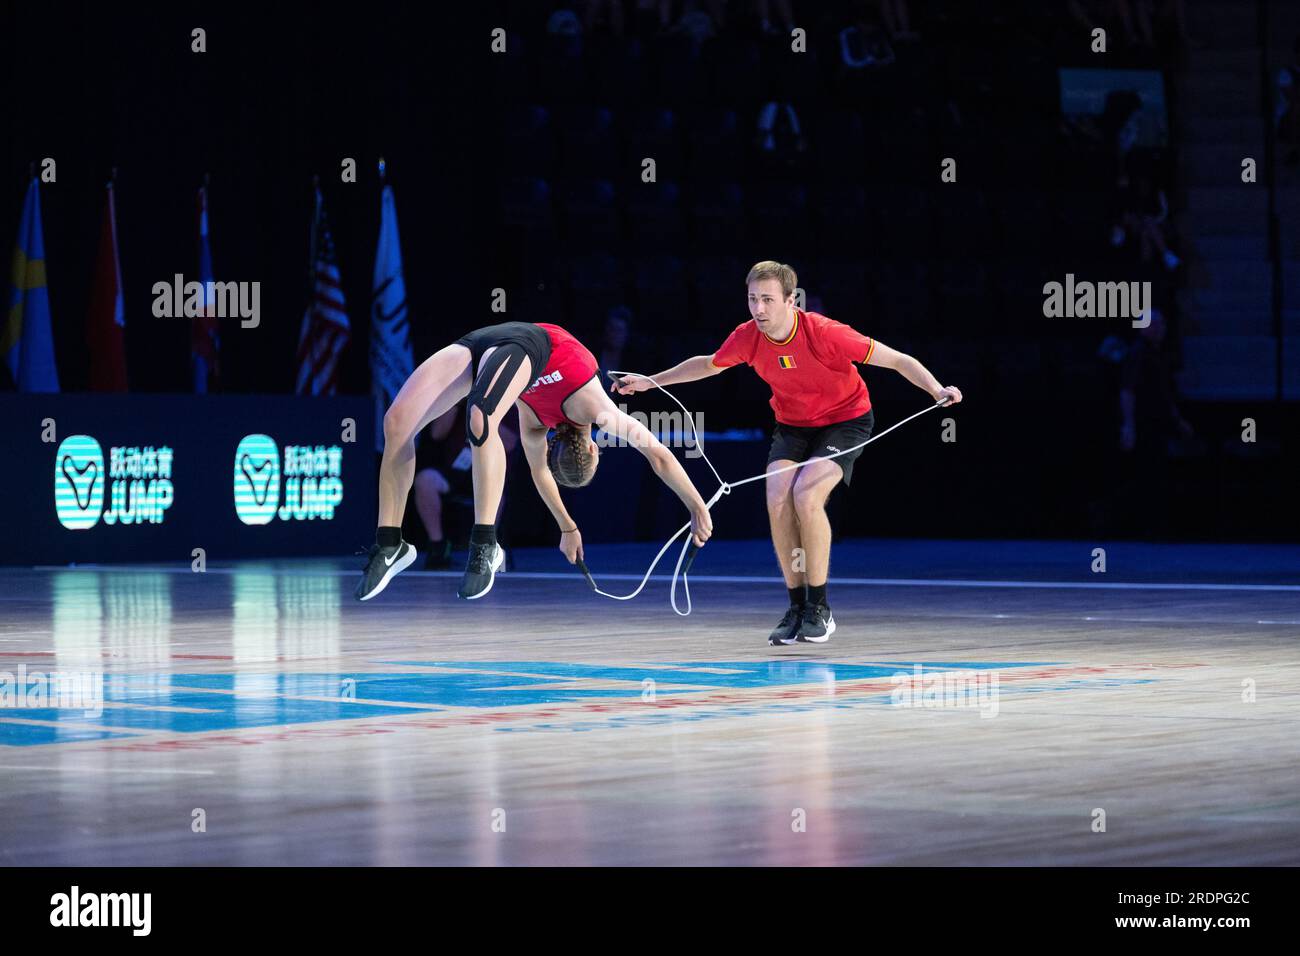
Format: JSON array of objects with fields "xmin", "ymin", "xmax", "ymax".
[{"xmin": 1, "ymin": 0, "xmax": 1296, "ymax": 929}]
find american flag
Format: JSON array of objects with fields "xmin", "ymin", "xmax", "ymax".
[{"xmin": 295, "ymin": 183, "xmax": 350, "ymax": 395}]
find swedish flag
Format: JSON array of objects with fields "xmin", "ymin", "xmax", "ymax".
[{"xmin": 3, "ymin": 177, "xmax": 59, "ymax": 391}]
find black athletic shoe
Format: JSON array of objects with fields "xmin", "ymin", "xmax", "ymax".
[
  {"xmin": 457, "ymin": 542, "xmax": 505, "ymax": 600},
  {"xmin": 769, "ymin": 604, "xmax": 804, "ymax": 646},
  {"xmin": 797, "ymin": 602, "xmax": 835, "ymax": 643},
  {"xmin": 355, "ymin": 540, "xmax": 416, "ymax": 601},
  {"xmin": 424, "ymin": 539, "xmax": 453, "ymax": 570}
]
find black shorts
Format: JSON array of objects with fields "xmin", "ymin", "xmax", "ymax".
[
  {"xmin": 454, "ymin": 322, "xmax": 552, "ymax": 381},
  {"xmin": 766, "ymin": 409, "xmax": 875, "ymax": 487}
]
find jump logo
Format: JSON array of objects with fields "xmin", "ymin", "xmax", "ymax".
[
  {"xmin": 234, "ymin": 434, "xmax": 343, "ymax": 525},
  {"xmin": 54, "ymin": 436, "xmax": 175, "ymax": 529}
]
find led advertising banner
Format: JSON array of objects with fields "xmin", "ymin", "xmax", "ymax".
[{"xmin": 1, "ymin": 395, "xmax": 375, "ymax": 565}]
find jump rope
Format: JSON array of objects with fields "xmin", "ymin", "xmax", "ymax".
[{"xmin": 571, "ymin": 369, "xmax": 952, "ymax": 616}]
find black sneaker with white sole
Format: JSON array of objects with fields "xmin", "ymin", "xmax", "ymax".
[
  {"xmin": 768, "ymin": 604, "xmax": 804, "ymax": 646},
  {"xmin": 457, "ymin": 541, "xmax": 505, "ymax": 600},
  {"xmin": 797, "ymin": 602, "xmax": 835, "ymax": 642},
  {"xmin": 355, "ymin": 540, "xmax": 416, "ymax": 601}
]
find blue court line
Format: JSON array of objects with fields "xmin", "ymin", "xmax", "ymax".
[
  {"xmin": 0, "ymin": 660, "xmax": 1051, "ymax": 746},
  {"xmin": 30, "ymin": 565, "xmax": 1300, "ymax": 592}
]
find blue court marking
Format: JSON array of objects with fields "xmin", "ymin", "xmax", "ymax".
[
  {"xmin": 0, "ymin": 724, "xmax": 138, "ymax": 746},
  {"xmin": 0, "ymin": 660, "xmax": 1108, "ymax": 747},
  {"xmin": 381, "ymin": 660, "xmax": 1049, "ymax": 685}
]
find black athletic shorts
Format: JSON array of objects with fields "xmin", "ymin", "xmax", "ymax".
[
  {"xmin": 454, "ymin": 322, "xmax": 552, "ymax": 380},
  {"xmin": 766, "ymin": 409, "xmax": 875, "ymax": 487}
]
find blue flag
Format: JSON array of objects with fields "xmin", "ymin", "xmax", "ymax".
[
  {"xmin": 3, "ymin": 178, "xmax": 59, "ymax": 392},
  {"xmin": 192, "ymin": 184, "xmax": 220, "ymax": 393},
  {"xmin": 370, "ymin": 183, "xmax": 414, "ymax": 450}
]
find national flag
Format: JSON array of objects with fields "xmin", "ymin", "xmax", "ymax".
[
  {"xmin": 295, "ymin": 183, "xmax": 350, "ymax": 396},
  {"xmin": 2, "ymin": 177, "xmax": 59, "ymax": 392},
  {"xmin": 369, "ymin": 179, "xmax": 414, "ymax": 449},
  {"xmin": 86, "ymin": 179, "xmax": 128, "ymax": 391},
  {"xmin": 778, "ymin": 355, "xmax": 797, "ymax": 369},
  {"xmin": 191, "ymin": 183, "xmax": 220, "ymax": 393}
]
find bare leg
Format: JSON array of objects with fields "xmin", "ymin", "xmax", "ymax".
[
  {"xmin": 766, "ymin": 461, "xmax": 804, "ymax": 588},
  {"xmin": 468, "ymin": 349, "xmax": 536, "ymax": 525},
  {"xmin": 791, "ymin": 460, "xmax": 843, "ymax": 588},
  {"xmin": 413, "ymin": 468, "xmax": 450, "ymax": 541},
  {"xmin": 377, "ymin": 344, "xmax": 472, "ymax": 528}
]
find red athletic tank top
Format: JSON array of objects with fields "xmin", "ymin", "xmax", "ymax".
[{"xmin": 519, "ymin": 323, "xmax": 599, "ymax": 428}]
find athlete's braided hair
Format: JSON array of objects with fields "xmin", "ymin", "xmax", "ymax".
[{"xmin": 547, "ymin": 422, "xmax": 599, "ymax": 488}]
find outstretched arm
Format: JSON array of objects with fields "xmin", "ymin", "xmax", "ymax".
[
  {"xmin": 593, "ymin": 402, "xmax": 713, "ymax": 547},
  {"xmin": 611, "ymin": 354, "xmax": 727, "ymax": 396},
  {"xmin": 518, "ymin": 416, "xmax": 584, "ymax": 563},
  {"xmin": 866, "ymin": 341, "xmax": 962, "ymax": 406}
]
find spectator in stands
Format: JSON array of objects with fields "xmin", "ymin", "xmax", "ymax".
[
  {"xmin": 877, "ymin": 0, "xmax": 919, "ymax": 42},
  {"xmin": 838, "ymin": 6, "xmax": 896, "ymax": 70},
  {"xmin": 755, "ymin": 100, "xmax": 809, "ymax": 166},
  {"xmin": 582, "ymin": 0, "xmax": 626, "ymax": 37},
  {"xmin": 413, "ymin": 406, "xmax": 520, "ymax": 569},
  {"xmin": 596, "ymin": 306, "xmax": 662, "ymax": 386},
  {"xmin": 757, "ymin": 0, "xmax": 794, "ymax": 37},
  {"xmin": 1105, "ymin": 95, "xmax": 1180, "ymax": 271},
  {"xmin": 1118, "ymin": 309, "xmax": 1193, "ymax": 453},
  {"xmin": 668, "ymin": 0, "xmax": 719, "ymax": 47},
  {"xmin": 596, "ymin": 306, "xmax": 633, "ymax": 383},
  {"xmin": 547, "ymin": 8, "xmax": 585, "ymax": 39},
  {"xmin": 627, "ymin": 0, "xmax": 729, "ymax": 37}
]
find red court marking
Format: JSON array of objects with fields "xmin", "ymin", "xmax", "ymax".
[{"xmin": 92, "ymin": 661, "xmax": 1203, "ymax": 753}]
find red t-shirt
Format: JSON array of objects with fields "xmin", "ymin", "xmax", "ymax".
[
  {"xmin": 711, "ymin": 310, "xmax": 874, "ymax": 427},
  {"xmin": 519, "ymin": 323, "xmax": 599, "ymax": 428}
]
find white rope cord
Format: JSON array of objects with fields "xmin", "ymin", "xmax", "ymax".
[{"xmin": 574, "ymin": 370, "xmax": 950, "ymax": 616}]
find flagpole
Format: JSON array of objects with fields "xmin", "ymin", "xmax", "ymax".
[
  {"xmin": 307, "ymin": 175, "xmax": 320, "ymax": 301},
  {"xmin": 306, "ymin": 176, "xmax": 322, "ymax": 394},
  {"xmin": 195, "ymin": 171, "xmax": 213, "ymax": 394}
]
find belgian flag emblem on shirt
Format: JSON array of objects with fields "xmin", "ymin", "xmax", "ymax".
[{"xmin": 777, "ymin": 355, "xmax": 797, "ymax": 369}]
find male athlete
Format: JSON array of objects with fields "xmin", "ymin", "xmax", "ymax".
[{"xmin": 613, "ymin": 261, "xmax": 961, "ymax": 644}]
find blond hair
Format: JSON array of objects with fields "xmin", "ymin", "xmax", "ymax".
[{"xmin": 745, "ymin": 260, "xmax": 798, "ymax": 298}]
